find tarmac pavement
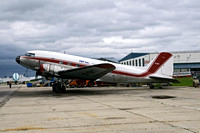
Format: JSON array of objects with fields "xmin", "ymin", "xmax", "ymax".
[
  {"xmin": 0, "ymin": 84, "xmax": 200, "ymax": 133},
  {"xmin": 0, "ymin": 84, "xmax": 19, "ymax": 108}
]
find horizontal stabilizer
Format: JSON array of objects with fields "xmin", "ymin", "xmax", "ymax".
[
  {"xmin": 58, "ymin": 63, "xmax": 116, "ymax": 80},
  {"xmin": 150, "ymin": 76, "xmax": 180, "ymax": 83}
]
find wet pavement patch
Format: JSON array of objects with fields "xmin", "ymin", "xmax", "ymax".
[
  {"xmin": 152, "ymin": 95, "xmax": 176, "ymax": 99},
  {"xmin": 0, "ymin": 126, "xmax": 46, "ymax": 132},
  {"xmin": 104, "ymin": 117, "xmax": 126, "ymax": 120},
  {"xmin": 119, "ymin": 108, "xmax": 133, "ymax": 110}
]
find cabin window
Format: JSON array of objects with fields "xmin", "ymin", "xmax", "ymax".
[
  {"xmin": 25, "ymin": 53, "xmax": 35, "ymax": 57},
  {"xmin": 132, "ymin": 60, "xmax": 134, "ymax": 66},
  {"xmin": 135, "ymin": 60, "xmax": 138, "ymax": 66},
  {"xmin": 129, "ymin": 61, "xmax": 131, "ymax": 66}
]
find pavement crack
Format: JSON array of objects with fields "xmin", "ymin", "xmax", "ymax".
[
  {"xmin": 0, "ymin": 85, "xmax": 21, "ymax": 108},
  {"xmin": 78, "ymin": 95, "xmax": 196, "ymax": 133}
]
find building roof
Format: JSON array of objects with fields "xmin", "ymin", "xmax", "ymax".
[
  {"xmin": 119, "ymin": 53, "xmax": 149, "ymax": 62},
  {"xmin": 97, "ymin": 58, "xmax": 117, "ymax": 63}
]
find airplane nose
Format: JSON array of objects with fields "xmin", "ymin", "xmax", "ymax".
[{"xmin": 16, "ymin": 56, "xmax": 20, "ymax": 64}]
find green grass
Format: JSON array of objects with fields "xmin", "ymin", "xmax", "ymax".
[{"xmin": 172, "ymin": 77, "xmax": 193, "ymax": 87}]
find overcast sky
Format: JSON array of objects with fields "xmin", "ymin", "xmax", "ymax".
[{"xmin": 0, "ymin": 0, "xmax": 200, "ymax": 63}]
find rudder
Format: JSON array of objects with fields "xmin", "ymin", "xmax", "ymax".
[{"xmin": 146, "ymin": 52, "xmax": 173, "ymax": 77}]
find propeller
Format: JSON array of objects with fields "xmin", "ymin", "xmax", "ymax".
[
  {"xmin": 35, "ymin": 62, "xmax": 44, "ymax": 79},
  {"xmin": 35, "ymin": 60, "xmax": 41, "ymax": 79},
  {"xmin": 35, "ymin": 70, "xmax": 39, "ymax": 79},
  {"xmin": 25, "ymin": 68, "xmax": 28, "ymax": 77}
]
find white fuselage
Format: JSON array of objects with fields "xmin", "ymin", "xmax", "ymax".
[{"xmin": 17, "ymin": 50, "xmax": 172, "ymax": 83}]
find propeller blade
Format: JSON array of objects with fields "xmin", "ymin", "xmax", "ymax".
[
  {"xmin": 35, "ymin": 71, "xmax": 39, "ymax": 79},
  {"xmin": 25, "ymin": 68, "xmax": 28, "ymax": 77}
]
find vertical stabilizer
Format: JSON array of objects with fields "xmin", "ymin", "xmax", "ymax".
[{"xmin": 146, "ymin": 52, "xmax": 173, "ymax": 77}]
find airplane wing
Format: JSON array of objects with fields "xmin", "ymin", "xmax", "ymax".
[
  {"xmin": 58, "ymin": 63, "xmax": 116, "ymax": 80},
  {"xmin": 1, "ymin": 78, "xmax": 13, "ymax": 83},
  {"xmin": 149, "ymin": 76, "xmax": 180, "ymax": 83}
]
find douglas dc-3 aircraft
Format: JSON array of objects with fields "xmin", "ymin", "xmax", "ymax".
[{"xmin": 16, "ymin": 50, "xmax": 176, "ymax": 92}]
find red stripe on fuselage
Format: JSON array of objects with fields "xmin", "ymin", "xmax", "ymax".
[
  {"xmin": 22, "ymin": 52, "xmax": 172, "ymax": 78},
  {"xmin": 22, "ymin": 56, "xmax": 86, "ymax": 67},
  {"xmin": 113, "ymin": 52, "xmax": 172, "ymax": 77}
]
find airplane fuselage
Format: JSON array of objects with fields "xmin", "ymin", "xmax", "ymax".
[{"xmin": 16, "ymin": 50, "xmax": 173, "ymax": 84}]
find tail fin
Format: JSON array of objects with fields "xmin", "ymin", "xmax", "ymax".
[{"xmin": 146, "ymin": 52, "xmax": 173, "ymax": 77}]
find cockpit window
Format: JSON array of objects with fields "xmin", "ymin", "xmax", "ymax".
[{"xmin": 25, "ymin": 53, "xmax": 35, "ymax": 57}]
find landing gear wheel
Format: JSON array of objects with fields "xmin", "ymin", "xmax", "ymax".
[
  {"xmin": 87, "ymin": 81, "xmax": 94, "ymax": 87},
  {"xmin": 149, "ymin": 84, "xmax": 154, "ymax": 89},
  {"xmin": 52, "ymin": 82, "xmax": 66, "ymax": 93}
]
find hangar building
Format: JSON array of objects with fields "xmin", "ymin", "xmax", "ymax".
[{"xmin": 119, "ymin": 51, "xmax": 200, "ymax": 78}]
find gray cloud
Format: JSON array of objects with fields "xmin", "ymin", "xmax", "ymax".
[{"xmin": 0, "ymin": 0, "xmax": 200, "ymax": 64}]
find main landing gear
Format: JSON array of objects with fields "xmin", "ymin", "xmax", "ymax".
[
  {"xmin": 149, "ymin": 84, "xmax": 154, "ymax": 89},
  {"xmin": 52, "ymin": 81, "xmax": 67, "ymax": 93},
  {"xmin": 148, "ymin": 83, "xmax": 163, "ymax": 89}
]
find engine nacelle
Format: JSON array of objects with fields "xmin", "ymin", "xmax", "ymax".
[{"xmin": 40, "ymin": 64, "xmax": 68, "ymax": 75}]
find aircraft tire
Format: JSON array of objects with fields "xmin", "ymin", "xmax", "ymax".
[
  {"xmin": 52, "ymin": 82, "xmax": 57, "ymax": 92},
  {"xmin": 149, "ymin": 84, "xmax": 154, "ymax": 89},
  {"xmin": 52, "ymin": 82, "xmax": 66, "ymax": 93},
  {"xmin": 87, "ymin": 81, "xmax": 94, "ymax": 87}
]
